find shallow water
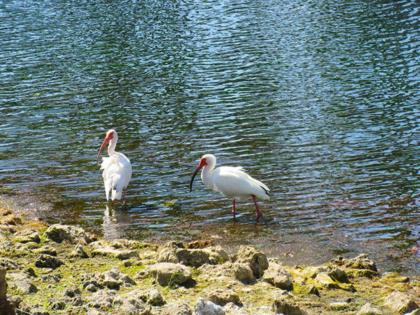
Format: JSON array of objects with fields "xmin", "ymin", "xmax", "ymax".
[{"xmin": 0, "ymin": 0, "xmax": 419, "ymax": 272}]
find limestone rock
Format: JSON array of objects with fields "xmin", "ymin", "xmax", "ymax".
[
  {"xmin": 44, "ymin": 224, "xmax": 95, "ymax": 244},
  {"xmin": 148, "ymin": 262, "xmax": 192, "ymax": 287},
  {"xmin": 356, "ymin": 303, "xmax": 383, "ymax": 315},
  {"xmin": 157, "ymin": 242, "xmax": 229, "ymax": 267},
  {"xmin": 207, "ymin": 289, "xmax": 242, "ymax": 306},
  {"xmin": 9, "ymin": 272, "xmax": 38, "ymax": 294},
  {"xmin": 87, "ymin": 290, "xmax": 122, "ymax": 309},
  {"xmin": 118, "ymin": 290, "xmax": 152, "ymax": 315},
  {"xmin": 90, "ymin": 240, "xmax": 138, "ymax": 260},
  {"xmin": 161, "ymin": 302, "xmax": 192, "ymax": 315},
  {"xmin": 332, "ymin": 254, "xmax": 378, "ymax": 278},
  {"xmin": 272, "ymin": 295, "xmax": 308, "ymax": 315},
  {"xmin": 71, "ymin": 244, "xmax": 89, "ymax": 258},
  {"xmin": 147, "ymin": 287, "xmax": 165, "ymax": 306},
  {"xmin": 195, "ymin": 298, "xmax": 225, "ymax": 315},
  {"xmin": 15, "ymin": 231, "xmax": 41, "ymax": 243},
  {"xmin": 35, "ymin": 254, "xmax": 63, "ymax": 269},
  {"xmin": 314, "ymin": 272, "xmax": 355, "ymax": 291},
  {"xmin": 234, "ymin": 246, "xmax": 268, "ymax": 278},
  {"xmin": 233, "ymin": 263, "xmax": 255, "ymax": 284},
  {"xmin": 34, "ymin": 245, "xmax": 57, "ymax": 256},
  {"xmin": 384, "ymin": 291, "xmax": 418, "ymax": 314},
  {"xmin": 262, "ymin": 263, "xmax": 293, "ymax": 290},
  {"xmin": 329, "ymin": 301, "xmax": 350, "ymax": 311}
]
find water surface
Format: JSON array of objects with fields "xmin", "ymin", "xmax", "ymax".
[{"xmin": 0, "ymin": 0, "xmax": 419, "ymax": 272}]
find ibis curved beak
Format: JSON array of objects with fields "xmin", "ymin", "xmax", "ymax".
[
  {"xmin": 189, "ymin": 159, "xmax": 206, "ymax": 192},
  {"xmin": 96, "ymin": 135, "xmax": 111, "ymax": 164}
]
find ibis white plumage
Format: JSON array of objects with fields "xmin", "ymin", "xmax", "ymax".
[
  {"xmin": 189, "ymin": 154, "xmax": 270, "ymax": 221},
  {"xmin": 97, "ymin": 129, "xmax": 132, "ymax": 201}
]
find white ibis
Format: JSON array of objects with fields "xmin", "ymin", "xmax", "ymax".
[
  {"xmin": 96, "ymin": 129, "xmax": 132, "ymax": 201},
  {"xmin": 189, "ymin": 154, "xmax": 270, "ymax": 221}
]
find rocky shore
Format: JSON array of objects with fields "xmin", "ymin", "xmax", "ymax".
[{"xmin": 0, "ymin": 206, "xmax": 418, "ymax": 315}]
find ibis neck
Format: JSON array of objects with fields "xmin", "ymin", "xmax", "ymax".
[
  {"xmin": 201, "ymin": 164, "xmax": 215, "ymax": 189},
  {"xmin": 107, "ymin": 139, "xmax": 117, "ymax": 156}
]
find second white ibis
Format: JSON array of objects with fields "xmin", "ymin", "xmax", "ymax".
[
  {"xmin": 189, "ymin": 154, "xmax": 270, "ymax": 221},
  {"xmin": 97, "ymin": 129, "xmax": 132, "ymax": 201}
]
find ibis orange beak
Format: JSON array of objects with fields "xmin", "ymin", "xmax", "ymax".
[{"xmin": 96, "ymin": 133, "xmax": 113, "ymax": 163}]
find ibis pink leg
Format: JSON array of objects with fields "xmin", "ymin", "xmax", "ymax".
[
  {"xmin": 252, "ymin": 195, "xmax": 262, "ymax": 222},
  {"xmin": 232, "ymin": 199, "xmax": 236, "ymax": 219}
]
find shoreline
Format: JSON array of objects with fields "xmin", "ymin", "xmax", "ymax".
[{"xmin": 0, "ymin": 205, "xmax": 419, "ymax": 314}]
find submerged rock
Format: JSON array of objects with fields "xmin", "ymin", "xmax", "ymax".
[
  {"xmin": 383, "ymin": 291, "xmax": 418, "ymax": 314},
  {"xmin": 356, "ymin": 303, "xmax": 383, "ymax": 315},
  {"xmin": 263, "ymin": 262, "xmax": 293, "ymax": 290},
  {"xmin": 147, "ymin": 262, "xmax": 192, "ymax": 287},
  {"xmin": 195, "ymin": 298, "xmax": 225, "ymax": 315},
  {"xmin": 44, "ymin": 224, "xmax": 95, "ymax": 244},
  {"xmin": 234, "ymin": 246, "xmax": 268, "ymax": 278}
]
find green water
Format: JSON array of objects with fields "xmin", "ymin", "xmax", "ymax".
[{"xmin": 0, "ymin": 0, "xmax": 418, "ymax": 271}]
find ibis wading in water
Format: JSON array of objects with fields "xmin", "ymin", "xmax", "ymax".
[
  {"xmin": 97, "ymin": 129, "xmax": 132, "ymax": 201},
  {"xmin": 189, "ymin": 154, "xmax": 270, "ymax": 221}
]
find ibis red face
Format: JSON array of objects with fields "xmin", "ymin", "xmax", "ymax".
[
  {"xmin": 96, "ymin": 131, "xmax": 114, "ymax": 163},
  {"xmin": 189, "ymin": 158, "xmax": 207, "ymax": 192}
]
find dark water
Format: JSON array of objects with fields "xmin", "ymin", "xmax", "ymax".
[{"xmin": 0, "ymin": 0, "xmax": 419, "ymax": 272}]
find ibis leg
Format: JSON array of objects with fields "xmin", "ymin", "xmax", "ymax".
[
  {"xmin": 252, "ymin": 195, "xmax": 262, "ymax": 222},
  {"xmin": 232, "ymin": 199, "xmax": 236, "ymax": 219}
]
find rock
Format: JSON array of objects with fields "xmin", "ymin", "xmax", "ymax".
[
  {"xmin": 223, "ymin": 302, "xmax": 246, "ymax": 315},
  {"xmin": 48, "ymin": 299, "xmax": 66, "ymax": 310},
  {"xmin": 148, "ymin": 262, "xmax": 192, "ymax": 287},
  {"xmin": 207, "ymin": 289, "xmax": 242, "ymax": 306},
  {"xmin": 381, "ymin": 272, "xmax": 409, "ymax": 283},
  {"xmin": 263, "ymin": 263, "xmax": 293, "ymax": 290},
  {"xmin": 161, "ymin": 302, "xmax": 192, "ymax": 315},
  {"xmin": 24, "ymin": 267, "xmax": 36, "ymax": 278},
  {"xmin": 195, "ymin": 298, "xmax": 225, "ymax": 315},
  {"xmin": 15, "ymin": 231, "xmax": 41, "ymax": 243},
  {"xmin": 40, "ymin": 274, "xmax": 62, "ymax": 283},
  {"xmin": 45, "ymin": 224, "xmax": 95, "ymax": 244},
  {"xmin": 64, "ymin": 286, "xmax": 81, "ymax": 298},
  {"xmin": 328, "ymin": 268, "xmax": 349, "ymax": 283},
  {"xmin": 147, "ymin": 287, "xmax": 165, "ymax": 306},
  {"xmin": 34, "ymin": 245, "xmax": 57, "ymax": 256},
  {"xmin": 314, "ymin": 272, "xmax": 355, "ymax": 291},
  {"xmin": 84, "ymin": 268, "xmax": 135, "ymax": 291},
  {"xmin": 35, "ymin": 254, "xmax": 63, "ymax": 269},
  {"xmin": 9, "ymin": 272, "xmax": 38, "ymax": 294},
  {"xmin": 234, "ymin": 246, "xmax": 268, "ymax": 278},
  {"xmin": 384, "ymin": 291, "xmax": 418, "ymax": 314},
  {"xmin": 329, "ymin": 301, "xmax": 350, "ymax": 310},
  {"xmin": 87, "ymin": 290, "xmax": 121, "ymax": 309},
  {"xmin": 406, "ymin": 310, "xmax": 420, "ymax": 315},
  {"xmin": 157, "ymin": 243, "xmax": 229, "ymax": 267},
  {"xmin": 332, "ymin": 254, "xmax": 378, "ymax": 278},
  {"xmin": 356, "ymin": 303, "xmax": 383, "ymax": 315},
  {"xmin": 90, "ymin": 240, "xmax": 138, "ymax": 260},
  {"xmin": 0, "ymin": 258, "xmax": 20, "ymax": 270},
  {"xmin": 272, "ymin": 295, "xmax": 307, "ymax": 315},
  {"xmin": 118, "ymin": 290, "xmax": 151, "ymax": 315},
  {"xmin": 233, "ymin": 263, "xmax": 255, "ymax": 284},
  {"xmin": 71, "ymin": 244, "xmax": 89, "ymax": 258}
]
